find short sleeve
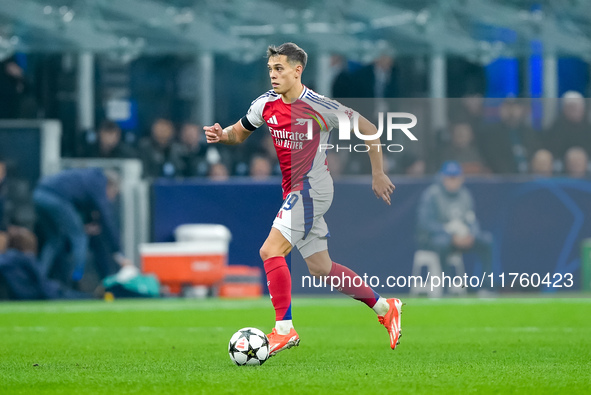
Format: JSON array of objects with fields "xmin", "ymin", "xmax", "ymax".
[
  {"xmin": 240, "ymin": 93, "xmax": 267, "ymax": 131},
  {"xmin": 315, "ymin": 97, "xmax": 358, "ymax": 131}
]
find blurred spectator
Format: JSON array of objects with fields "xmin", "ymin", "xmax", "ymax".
[
  {"xmin": 0, "ymin": 159, "xmax": 7, "ymax": 253},
  {"xmin": 0, "ymin": 56, "xmax": 26, "ymax": 119},
  {"xmin": 481, "ymin": 98, "xmax": 540, "ymax": 174},
  {"xmin": 84, "ymin": 120, "xmax": 137, "ymax": 159},
  {"xmin": 33, "ymin": 168, "xmax": 131, "ymax": 287},
  {"xmin": 0, "ymin": 225, "xmax": 89, "ymax": 300},
  {"xmin": 348, "ymin": 45, "xmax": 399, "ymax": 121},
  {"xmin": 405, "ymin": 158, "xmax": 427, "ymax": 177},
  {"xmin": 0, "ymin": 159, "xmax": 6, "ymax": 231},
  {"xmin": 249, "ymin": 155, "xmax": 273, "ymax": 180},
  {"xmin": 451, "ymin": 94, "xmax": 486, "ymax": 142},
  {"xmin": 565, "ymin": 147, "xmax": 589, "ymax": 178},
  {"xmin": 249, "ymin": 134, "xmax": 281, "ymax": 176},
  {"xmin": 461, "ymin": 94, "xmax": 485, "ymax": 127},
  {"xmin": 353, "ymin": 49, "xmax": 399, "ymax": 99},
  {"xmin": 416, "ymin": 161, "xmax": 494, "ymax": 290},
  {"xmin": 0, "ymin": 230, "xmax": 7, "ymax": 256},
  {"xmin": 6, "ymin": 225, "xmax": 37, "ymax": 255},
  {"xmin": 546, "ymin": 91, "xmax": 591, "ymax": 160},
  {"xmin": 1, "ymin": 158, "xmax": 35, "ymax": 243},
  {"xmin": 179, "ymin": 123, "xmax": 213, "ymax": 177},
  {"xmin": 531, "ymin": 149, "xmax": 554, "ymax": 177},
  {"xmin": 209, "ymin": 163, "xmax": 230, "ymax": 181},
  {"xmin": 330, "ymin": 54, "xmax": 353, "ymax": 98},
  {"xmin": 0, "ymin": 158, "xmax": 35, "ymax": 230},
  {"xmin": 138, "ymin": 118, "xmax": 185, "ymax": 178},
  {"xmin": 440, "ymin": 121, "xmax": 488, "ymax": 175}
]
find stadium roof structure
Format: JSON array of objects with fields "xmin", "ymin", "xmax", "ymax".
[{"xmin": 0, "ymin": 0, "xmax": 590, "ymax": 63}]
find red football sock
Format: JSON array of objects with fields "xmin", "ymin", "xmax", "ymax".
[
  {"xmin": 264, "ymin": 256, "xmax": 292, "ymax": 321},
  {"xmin": 329, "ymin": 262, "xmax": 380, "ymax": 308}
]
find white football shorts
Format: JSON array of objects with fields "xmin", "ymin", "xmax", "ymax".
[{"xmin": 272, "ymin": 190, "xmax": 333, "ymax": 258}]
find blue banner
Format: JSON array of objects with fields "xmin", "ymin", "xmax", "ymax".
[{"xmin": 152, "ymin": 177, "xmax": 591, "ymax": 294}]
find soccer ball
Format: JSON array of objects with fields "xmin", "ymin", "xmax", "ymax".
[{"xmin": 228, "ymin": 327, "xmax": 269, "ymax": 366}]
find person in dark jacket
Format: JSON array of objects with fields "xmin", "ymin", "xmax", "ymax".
[
  {"xmin": 330, "ymin": 54, "xmax": 354, "ymax": 98},
  {"xmin": 179, "ymin": 122, "xmax": 213, "ymax": 177},
  {"xmin": 138, "ymin": 118, "xmax": 185, "ymax": 178},
  {"xmin": 545, "ymin": 91, "xmax": 591, "ymax": 161},
  {"xmin": 0, "ymin": 225, "xmax": 89, "ymax": 300},
  {"xmin": 33, "ymin": 168, "xmax": 130, "ymax": 286},
  {"xmin": 480, "ymin": 98, "xmax": 541, "ymax": 174},
  {"xmin": 84, "ymin": 120, "xmax": 137, "ymax": 159},
  {"xmin": 439, "ymin": 121, "xmax": 488, "ymax": 175},
  {"xmin": 416, "ymin": 161, "xmax": 494, "ymax": 289},
  {"xmin": 0, "ymin": 56, "xmax": 26, "ymax": 119},
  {"xmin": 0, "ymin": 159, "xmax": 7, "ymax": 234},
  {"xmin": 352, "ymin": 52, "xmax": 399, "ymax": 99}
]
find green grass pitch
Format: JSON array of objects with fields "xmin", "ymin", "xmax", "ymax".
[{"xmin": 1, "ymin": 297, "xmax": 590, "ymax": 394}]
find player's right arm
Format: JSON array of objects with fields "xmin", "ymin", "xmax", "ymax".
[
  {"xmin": 205, "ymin": 91, "xmax": 267, "ymax": 145},
  {"xmin": 204, "ymin": 121, "xmax": 252, "ymax": 145}
]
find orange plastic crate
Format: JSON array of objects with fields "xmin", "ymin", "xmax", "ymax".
[
  {"xmin": 140, "ymin": 243, "xmax": 227, "ymax": 294},
  {"xmin": 219, "ymin": 265, "xmax": 263, "ymax": 298}
]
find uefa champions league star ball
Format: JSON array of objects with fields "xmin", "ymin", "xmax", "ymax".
[{"xmin": 228, "ymin": 327, "xmax": 269, "ymax": 366}]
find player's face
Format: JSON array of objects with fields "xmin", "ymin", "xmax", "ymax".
[{"xmin": 267, "ymin": 55, "xmax": 301, "ymax": 95}]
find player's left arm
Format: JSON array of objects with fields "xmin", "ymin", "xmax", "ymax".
[{"xmin": 357, "ymin": 115, "xmax": 395, "ymax": 205}]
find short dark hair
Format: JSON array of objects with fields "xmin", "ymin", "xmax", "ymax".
[
  {"xmin": 267, "ymin": 43, "xmax": 307, "ymax": 69},
  {"xmin": 99, "ymin": 120, "xmax": 120, "ymax": 133}
]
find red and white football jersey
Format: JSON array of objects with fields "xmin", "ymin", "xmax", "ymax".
[{"xmin": 240, "ymin": 86, "xmax": 355, "ymax": 199}]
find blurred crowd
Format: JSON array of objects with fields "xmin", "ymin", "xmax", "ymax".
[
  {"xmin": 426, "ymin": 91, "xmax": 591, "ymax": 179},
  {"xmin": 72, "ymin": 89, "xmax": 591, "ymax": 182},
  {"xmin": 327, "ymin": 52, "xmax": 591, "ymax": 179},
  {"xmin": 1, "ymin": 50, "xmax": 590, "ymax": 300},
  {"xmin": 1, "ymin": 52, "xmax": 590, "ymax": 181},
  {"xmin": 76, "ymin": 118, "xmax": 282, "ymax": 181},
  {"xmin": 1, "ymin": 164, "xmax": 128, "ymax": 299}
]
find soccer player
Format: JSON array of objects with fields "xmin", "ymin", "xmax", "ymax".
[{"xmin": 204, "ymin": 43, "xmax": 403, "ymax": 356}]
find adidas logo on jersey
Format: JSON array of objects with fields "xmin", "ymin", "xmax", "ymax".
[{"xmin": 267, "ymin": 115, "xmax": 278, "ymax": 125}]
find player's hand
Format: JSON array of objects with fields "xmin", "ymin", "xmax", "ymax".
[
  {"xmin": 372, "ymin": 172, "xmax": 395, "ymax": 205},
  {"xmin": 204, "ymin": 123, "xmax": 223, "ymax": 143}
]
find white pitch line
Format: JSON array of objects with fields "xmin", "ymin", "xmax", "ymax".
[{"xmin": 0, "ymin": 297, "xmax": 589, "ymax": 315}]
